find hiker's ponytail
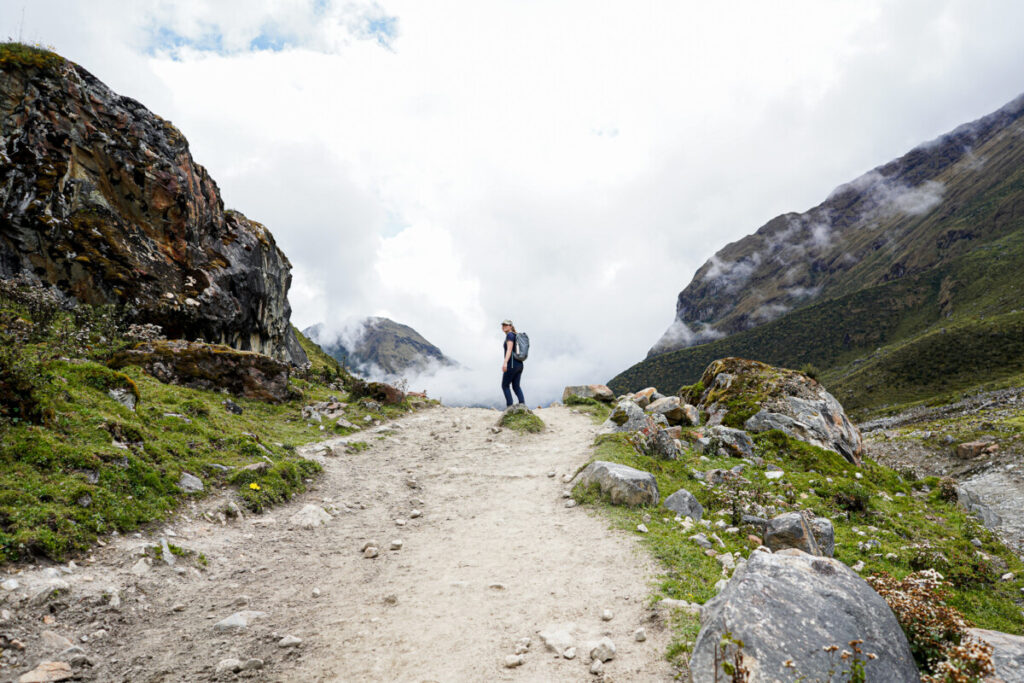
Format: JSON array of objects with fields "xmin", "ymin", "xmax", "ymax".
[{"xmin": 509, "ymin": 325, "xmax": 517, "ymax": 334}]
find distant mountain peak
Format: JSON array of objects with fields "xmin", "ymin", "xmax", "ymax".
[{"xmin": 303, "ymin": 317, "xmax": 455, "ymax": 378}]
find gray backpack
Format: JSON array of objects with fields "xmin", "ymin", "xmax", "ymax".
[{"xmin": 513, "ymin": 332, "xmax": 530, "ymax": 362}]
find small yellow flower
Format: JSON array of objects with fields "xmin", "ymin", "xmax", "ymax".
[{"xmin": 249, "ymin": 483, "xmax": 261, "ymax": 491}]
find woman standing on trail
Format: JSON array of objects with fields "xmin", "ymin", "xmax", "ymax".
[{"xmin": 501, "ymin": 319, "xmax": 525, "ymax": 407}]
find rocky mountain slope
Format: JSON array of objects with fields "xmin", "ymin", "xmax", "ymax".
[
  {"xmin": 0, "ymin": 43, "xmax": 305, "ymax": 364},
  {"xmin": 304, "ymin": 317, "xmax": 455, "ymax": 377},
  {"xmin": 615, "ymin": 91, "xmax": 1024, "ymax": 411}
]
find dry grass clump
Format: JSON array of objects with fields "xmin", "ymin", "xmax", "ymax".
[{"xmin": 868, "ymin": 570, "xmax": 993, "ymax": 682}]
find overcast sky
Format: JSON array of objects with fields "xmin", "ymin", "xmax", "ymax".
[{"xmin": 6, "ymin": 1, "xmax": 1024, "ymax": 406}]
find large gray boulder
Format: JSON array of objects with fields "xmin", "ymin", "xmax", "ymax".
[
  {"xmin": 663, "ymin": 488, "xmax": 703, "ymax": 521},
  {"xmin": 956, "ymin": 484, "xmax": 1002, "ymax": 530},
  {"xmin": 572, "ymin": 461, "xmax": 659, "ymax": 507},
  {"xmin": 764, "ymin": 512, "xmax": 834, "ymax": 557},
  {"xmin": 745, "ymin": 398, "xmax": 862, "ymax": 465},
  {"xmin": 969, "ymin": 628, "xmax": 1024, "ymax": 683},
  {"xmin": 562, "ymin": 384, "xmax": 615, "ymax": 403},
  {"xmin": 690, "ymin": 550, "xmax": 918, "ymax": 682}
]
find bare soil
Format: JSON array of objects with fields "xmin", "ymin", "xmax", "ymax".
[{"xmin": 1, "ymin": 406, "xmax": 677, "ymax": 682}]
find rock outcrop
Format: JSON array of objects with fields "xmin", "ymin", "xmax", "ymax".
[
  {"xmin": 690, "ymin": 549, "xmax": 918, "ymax": 682},
  {"xmin": 0, "ymin": 45, "xmax": 306, "ymax": 365},
  {"xmin": 601, "ymin": 398, "xmax": 667, "ymax": 434},
  {"xmin": 663, "ymin": 488, "xmax": 702, "ymax": 521},
  {"xmin": 687, "ymin": 358, "xmax": 862, "ymax": 464},
  {"xmin": 763, "ymin": 511, "xmax": 835, "ymax": 557}
]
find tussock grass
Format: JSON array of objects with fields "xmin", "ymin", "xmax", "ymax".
[{"xmin": 498, "ymin": 408, "xmax": 545, "ymax": 433}]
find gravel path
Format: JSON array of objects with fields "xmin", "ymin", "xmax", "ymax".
[{"xmin": 1, "ymin": 406, "xmax": 675, "ymax": 682}]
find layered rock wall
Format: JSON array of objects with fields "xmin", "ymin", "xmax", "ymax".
[{"xmin": 0, "ymin": 46, "xmax": 306, "ymax": 364}]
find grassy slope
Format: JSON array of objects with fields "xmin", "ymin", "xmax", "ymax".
[
  {"xmin": 0, "ymin": 321, "xmax": 415, "ymax": 563},
  {"xmin": 575, "ymin": 432, "xmax": 1024, "ymax": 665},
  {"xmin": 610, "ymin": 226, "xmax": 1024, "ymax": 417},
  {"xmin": 666, "ymin": 99, "xmax": 1024, "ymax": 347}
]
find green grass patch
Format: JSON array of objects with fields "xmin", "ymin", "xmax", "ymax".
[
  {"xmin": 564, "ymin": 395, "xmax": 612, "ymax": 423},
  {"xmin": 498, "ymin": 409, "xmax": 545, "ymax": 433},
  {"xmin": 0, "ymin": 307, "xmax": 422, "ymax": 564}
]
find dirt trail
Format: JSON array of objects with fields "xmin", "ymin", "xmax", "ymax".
[{"xmin": 1, "ymin": 407, "xmax": 676, "ymax": 682}]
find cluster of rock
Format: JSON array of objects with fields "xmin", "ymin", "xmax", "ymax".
[
  {"xmin": 501, "ymin": 614, "xmax": 632, "ymax": 675},
  {"xmin": 688, "ymin": 358, "xmax": 864, "ymax": 464},
  {"xmin": 562, "ymin": 362, "xmax": 915, "ymax": 681},
  {"xmin": 0, "ymin": 48, "xmax": 306, "ymax": 365}
]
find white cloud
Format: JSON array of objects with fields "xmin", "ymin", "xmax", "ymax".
[{"xmin": 8, "ymin": 0, "xmax": 1024, "ymax": 403}]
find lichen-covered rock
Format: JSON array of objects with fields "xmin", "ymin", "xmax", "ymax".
[
  {"xmin": 109, "ymin": 340, "xmax": 291, "ymax": 402},
  {"xmin": 0, "ymin": 46, "xmax": 306, "ymax": 365},
  {"xmin": 351, "ymin": 379, "xmax": 405, "ymax": 405},
  {"xmin": 663, "ymin": 488, "xmax": 703, "ymax": 521},
  {"xmin": 764, "ymin": 512, "xmax": 834, "ymax": 557},
  {"xmin": 645, "ymin": 396, "xmax": 688, "ymax": 424},
  {"xmin": 685, "ymin": 358, "xmax": 862, "ymax": 465},
  {"xmin": 706, "ymin": 425, "xmax": 755, "ymax": 459},
  {"xmin": 968, "ymin": 628, "xmax": 1024, "ymax": 683},
  {"xmin": 628, "ymin": 387, "xmax": 658, "ymax": 409},
  {"xmin": 601, "ymin": 399, "xmax": 666, "ymax": 434},
  {"xmin": 649, "ymin": 428, "xmax": 681, "ymax": 460},
  {"xmin": 690, "ymin": 550, "xmax": 917, "ymax": 683},
  {"xmin": 572, "ymin": 461, "xmax": 658, "ymax": 507},
  {"xmin": 562, "ymin": 384, "xmax": 615, "ymax": 403}
]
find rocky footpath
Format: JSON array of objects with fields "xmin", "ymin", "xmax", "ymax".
[
  {"xmin": 0, "ymin": 45, "xmax": 305, "ymax": 365},
  {"xmin": 0, "ymin": 406, "xmax": 676, "ymax": 682}
]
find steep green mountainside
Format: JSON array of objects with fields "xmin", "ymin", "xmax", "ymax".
[
  {"xmin": 647, "ymin": 92, "xmax": 1024, "ymax": 358},
  {"xmin": 615, "ymin": 94, "xmax": 1024, "ymax": 415},
  {"xmin": 304, "ymin": 317, "xmax": 455, "ymax": 377},
  {"xmin": 610, "ymin": 225, "xmax": 1024, "ymax": 417}
]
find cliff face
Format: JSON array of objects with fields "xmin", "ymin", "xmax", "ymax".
[
  {"xmin": 649, "ymin": 92, "xmax": 1024, "ymax": 358},
  {"xmin": 0, "ymin": 44, "xmax": 306, "ymax": 365}
]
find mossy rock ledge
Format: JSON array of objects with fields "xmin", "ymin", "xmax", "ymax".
[{"xmin": 108, "ymin": 340, "xmax": 291, "ymax": 402}]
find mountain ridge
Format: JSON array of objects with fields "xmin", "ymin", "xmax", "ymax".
[
  {"xmin": 614, "ymin": 90, "xmax": 1024, "ymax": 414},
  {"xmin": 648, "ymin": 90, "xmax": 1024, "ymax": 359}
]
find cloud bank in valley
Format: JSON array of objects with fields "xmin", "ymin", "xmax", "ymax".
[{"xmin": 9, "ymin": 0, "xmax": 1024, "ymax": 405}]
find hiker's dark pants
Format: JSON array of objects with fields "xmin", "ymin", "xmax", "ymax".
[{"xmin": 502, "ymin": 366, "xmax": 525, "ymax": 406}]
